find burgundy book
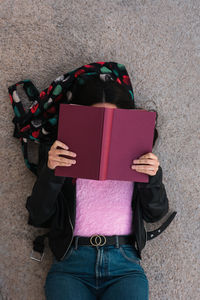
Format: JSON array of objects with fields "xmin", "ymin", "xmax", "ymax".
[{"xmin": 54, "ymin": 103, "xmax": 156, "ymax": 182}]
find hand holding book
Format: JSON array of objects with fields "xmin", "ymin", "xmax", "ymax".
[
  {"xmin": 131, "ymin": 152, "xmax": 160, "ymax": 176},
  {"xmin": 47, "ymin": 140, "xmax": 77, "ymax": 170}
]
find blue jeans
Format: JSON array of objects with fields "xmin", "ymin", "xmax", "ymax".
[{"xmin": 44, "ymin": 237, "xmax": 149, "ymax": 299}]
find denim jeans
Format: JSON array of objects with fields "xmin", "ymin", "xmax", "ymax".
[{"xmin": 44, "ymin": 236, "xmax": 149, "ymax": 300}]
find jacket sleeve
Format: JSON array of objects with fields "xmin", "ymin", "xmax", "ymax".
[
  {"xmin": 25, "ymin": 163, "xmax": 66, "ymax": 227},
  {"xmin": 137, "ymin": 165, "xmax": 169, "ymax": 223}
]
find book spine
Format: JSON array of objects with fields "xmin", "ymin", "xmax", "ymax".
[{"xmin": 99, "ymin": 108, "xmax": 114, "ymax": 180}]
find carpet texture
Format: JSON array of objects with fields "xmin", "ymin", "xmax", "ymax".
[{"xmin": 0, "ymin": 0, "xmax": 199, "ymax": 299}]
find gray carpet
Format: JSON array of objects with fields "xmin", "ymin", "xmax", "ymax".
[{"xmin": 1, "ymin": 0, "xmax": 199, "ymax": 299}]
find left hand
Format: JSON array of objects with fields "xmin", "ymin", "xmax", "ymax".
[{"xmin": 131, "ymin": 152, "xmax": 160, "ymax": 176}]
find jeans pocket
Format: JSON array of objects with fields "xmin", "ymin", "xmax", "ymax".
[
  {"xmin": 53, "ymin": 245, "xmax": 75, "ymax": 264},
  {"xmin": 119, "ymin": 245, "xmax": 141, "ymax": 265}
]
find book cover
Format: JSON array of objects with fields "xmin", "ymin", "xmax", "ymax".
[{"xmin": 54, "ymin": 103, "xmax": 156, "ymax": 182}]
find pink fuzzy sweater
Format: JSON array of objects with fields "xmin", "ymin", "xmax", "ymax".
[{"xmin": 73, "ymin": 178, "xmax": 134, "ymax": 236}]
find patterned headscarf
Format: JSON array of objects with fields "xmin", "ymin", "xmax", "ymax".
[{"xmin": 8, "ymin": 61, "xmax": 135, "ymax": 176}]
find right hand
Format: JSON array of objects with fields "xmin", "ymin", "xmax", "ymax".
[{"xmin": 47, "ymin": 140, "xmax": 77, "ymax": 170}]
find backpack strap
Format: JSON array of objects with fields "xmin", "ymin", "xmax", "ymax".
[
  {"xmin": 30, "ymin": 232, "xmax": 49, "ymax": 262},
  {"xmin": 146, "ymin": 211, "xmax": 177, "ymax": 240},
  {"xmin": 8, "ymin": 80, "xmax": 42, "ymax": 176},
  {"xmin": 8, "ymin": 80, "xmax": 40, "ymax": 124}
]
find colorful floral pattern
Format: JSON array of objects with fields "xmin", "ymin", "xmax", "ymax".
[{"xmin": 8, "ymin": 61, "xmax": 135, "ymax": 176}]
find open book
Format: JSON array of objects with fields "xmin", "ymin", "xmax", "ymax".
[{"xmin": 54, "ymin": 103, "xmax": 156, "ymax": 182}]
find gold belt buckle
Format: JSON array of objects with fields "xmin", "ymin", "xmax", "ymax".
[{"xmin": 90, "ymin": 235, "xmax": 106, "ymax": 246}]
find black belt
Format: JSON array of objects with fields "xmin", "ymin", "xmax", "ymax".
[
  {"xmin": 71, "ymin": 234, "xmax": 136, "ymax": 247},
  {"xmin": 30, "ymin": 212, "xmax": 177, "ymax": 262}
]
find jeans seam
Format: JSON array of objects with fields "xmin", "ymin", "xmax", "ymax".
[
  {"xmin": 119, "ymin": 247, "xmax": 141, "ymax": 264},
  {"xmin": 95, "ymin": 247, "xmax": 100, "ymax": 288}
]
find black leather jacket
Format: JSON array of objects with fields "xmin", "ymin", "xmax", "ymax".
[{"xmin": 26, "ymin": 162, "xmax": 177, "ymax": 262}]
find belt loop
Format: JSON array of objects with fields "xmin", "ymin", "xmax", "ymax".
[
  {"xmin": 115, "ymin": 235, "xmax": 119, "ymax": 248},
  {"xmin": 74, "ymin": 236, "xmax": 79, "ymax": 250}
]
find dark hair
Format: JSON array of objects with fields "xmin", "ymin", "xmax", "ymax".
[{"xmin": 70, "ymin": 76, "xmax": 158, "ymax": 146}]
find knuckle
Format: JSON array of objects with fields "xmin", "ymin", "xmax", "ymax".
[
  {"xmin": 59, "ymin": 149, "xmax": 66, "ymax": 155},
  {"xmin": 56, "ymin": 149, "xmax": 61, "ymax": 155}
]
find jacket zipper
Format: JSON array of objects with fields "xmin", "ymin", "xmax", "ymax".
[
  {"xmin": 60, "ymin": 205, "xmax": 74, "ymax": 261},
  {"xmin": 143, "ymin": 222, "xmax": 147, "ymax": 247}
]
